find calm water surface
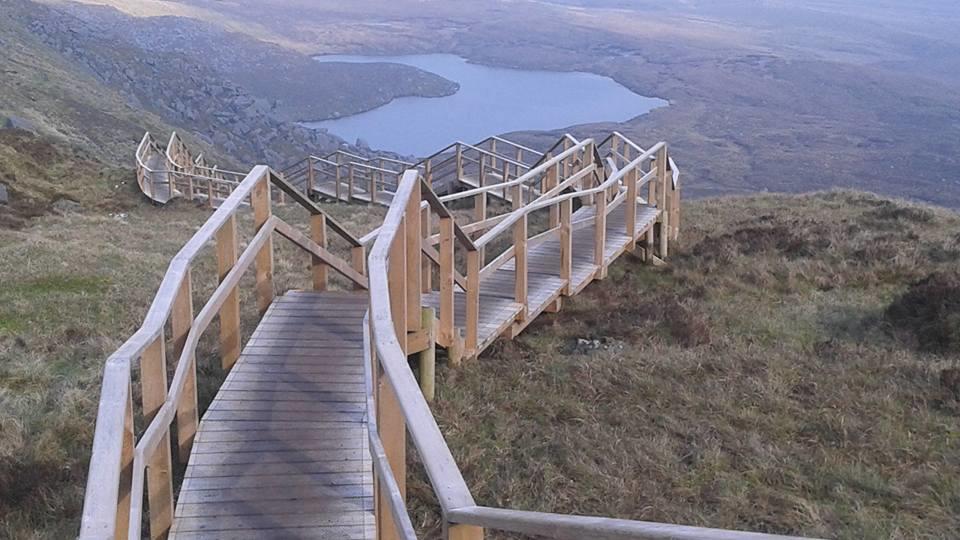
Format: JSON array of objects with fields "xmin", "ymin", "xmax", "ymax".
[{"xmin": 303, "ymin": 54, "xmax": 667, "ymax": 157}]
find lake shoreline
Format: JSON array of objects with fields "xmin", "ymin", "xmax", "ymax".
[{"xmin": 301, "ymin": 53, "xmax": 667, "ymax": 156}]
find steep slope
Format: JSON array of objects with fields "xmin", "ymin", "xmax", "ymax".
[
  {"xmin": 0, "ymin": 0, "xmax": 187, "ymax": 164},
  {"xmin": 413, "ymin": 192, "xmax": 960, "ymax": 539}
]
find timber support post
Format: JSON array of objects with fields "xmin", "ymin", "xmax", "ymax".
[
  {"xmin": 419, "ymin": 307, "xmax": 436, "ymax": 401},
  {"xmin": 171, "ymin": 270, "xmax": 197, "ymax": 462},
  {"xmin": 252, "ymin": 176, "xmax": 274, "ymax": 315},
  {"xmin": 141, "ymin": 335, "xmax": 174, "ymax": 539},
  {"xmin": 312, "ymin": 213, "xmax": 329, "ymax": 291},
  {"xmin": 216, "ymin": 215, "xmax": 241, "ymax": 370}
]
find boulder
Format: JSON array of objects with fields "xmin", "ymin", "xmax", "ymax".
[
  {"xmin": 0, "ymin": 183, "xmax": 8, "ymax": 205},
  {"xmin": 52, "ymin": 198, "xmax": 81, "ymax": 214}
]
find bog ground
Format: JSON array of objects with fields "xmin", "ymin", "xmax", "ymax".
[{"xmin": 2, "ymin": 190, "xmax": 958, "ymax": 539}]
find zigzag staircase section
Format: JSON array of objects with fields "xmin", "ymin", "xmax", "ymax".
[{"xmin": 84, "ymin": 131, "xmax": 819, "ymax": 540}]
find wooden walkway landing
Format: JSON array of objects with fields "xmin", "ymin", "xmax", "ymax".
[
  {"xmin": 311, "ymin": 180, "xmax": 396, "ymax": 206},
  {"xmin": 170, "ymin": 291, "xmax": 374, "ymax": 540},
  {"xmin": 423, "ymin": 200, "xmax": 660, "ymax": 354}
]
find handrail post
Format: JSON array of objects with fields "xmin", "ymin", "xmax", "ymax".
[
  {"xmin": 583, "ymin": 141, "xmax": 595, "ymax": 204},
  {"xmin": 252, "ymin": 176, "xmax": 274, "ymax": 315},
  {"xmin": 514, "ymin": 212, "xmax": 528, "ymax": 321},
  {"xmin": 594, "ymin": 181, "xmax": 608, "ymax": 279},
  {"xmin": 352, "ymin": 245, "xmax": 367, "ymax": 291},
  {"xmin": 307, "ymin": 157, "xmax": 315, "ymax": 193},
  {"xmin": 456, "ymin": 144, "xmax": 464, "ymax": 181},
  {"xmin": 115, "ymin": 378, "xmax": 135, "ymax": 540},
  {"xmin": 216, "ymin": 215, "xmax": 241, "ymax": 370},
  {"xmin": 625, "ymin": 166, "xmax": 638, "ymax": 249},
  {"xmin": 370, "ymin": 171, "xmax": 377, "ymax": 206},
  {"xmin": 405, "ymin": 183, "xmax": 422, "ymax": 332},
  {"xmin": 668, "ymin": 157, "xmax": 680, "ymax": 241},
  {"xmin": 425, "ymin": 159, "xmax": 433, "ymax": 187},
  {"xmin": 474, "ymin": 192, "xmax": 486, "ymax": 265},
  {"xmin": 439, "ymin": 216, "xmax": 456, "ymax": 353},
  {"xmin": 560, "ymin": 198, "xmax": 573, "ymax": 294},
  {"xmin": 421, "ymin": 205, "xmax": 432, "ymax": 293},
  {"xmin": 546, "ymin": 161, "xmax": 559, "ymax": 228},
  {"xmin": 312, "ymin": 213, "xmax": 329, "ymax": 291},
  {"xmin": 656, "ymin": 144, "xmax": 669, "ymax": 259},
  {"xmin": 349, "ymin": 164, "xmax": 355, "ymax": 201},
  {"xmin": 172, "ymin": 269, "xmax": 198, "ymax": 461},
  {"xmin": 419, "ymin": 307, "xmax": 437, "ymax": 401},
  {"xmin": 335, "ymin": 162, "xmax": 342, "ymax": 201},
  {"xmin": 141, "ymin": 334, "xmax": 174, "ymax": 539},
  {"xmin": 465, "ymin": 249, "xmax": 480, "ymax": 355},
  {"xmin": 449, "ymin": 524, "xmax": 484, "ymax": 540}
]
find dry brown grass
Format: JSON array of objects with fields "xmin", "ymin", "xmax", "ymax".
[{"xmin": 409, "ymin": 191, "xmax": 960, "ymax": 539}]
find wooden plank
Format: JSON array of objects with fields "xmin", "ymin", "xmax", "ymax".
[
  {"xmin": 171, "ymin": 291, "xmax": 375, "ymax": 539},
  {"xmin": 186, "ymin": 448, "xmax": 368, "ymax": 466},
  {"xmin": 171, "ymin": 526, "xmax": 371, "ymax": 540},
  {"xmin": 176, "ymin": 498, "xmax": 373, "ymax": 517},
  {"xmin": 193, "ymin": 427, "xmax": 363, "ymax": 444}
]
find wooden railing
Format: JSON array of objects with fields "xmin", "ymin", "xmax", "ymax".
[
  {"xmin": 79, "ymin": 165, "xmax": 366, "ymax": 540},
  {"xmin": 365, "ymin": 168, "xmax": 817, "ymax": 540},
  {"xmin": 136, "ymin": 132, "xmax": 254, "ymax": 207}
]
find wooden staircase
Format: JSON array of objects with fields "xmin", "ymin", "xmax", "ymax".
[{"xmin": 85, "ymin": 132, "xmax": 815, "ymax": 540}]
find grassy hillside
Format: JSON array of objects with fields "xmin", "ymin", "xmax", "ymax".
[
  {"xmin": 410, "ymin": 191, "xmax": 960, "ymax": 539},
  {"xmin": 1, "ymin": 187, "xmax": 958, "ymax": 538}
]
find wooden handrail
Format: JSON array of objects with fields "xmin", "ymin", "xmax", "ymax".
[
  {"xmin": 269, "ymin": 171, "xmax": 364, "ymax": 247},
  {"xmin": 81, "ymin": 165, "xmax": 273, "ymax": 538},
  {"xmin": 80, "ymin": 163, "xmax": 368, "ymax": 539},
  {"xmin": 474, "ymin": 143, "xmax": 663, "ymax": 250},
  {"xmin": 129, "ymin": 213, "xmax": 278, "ymax": 538},
  {"xmin": 364, "ymin": 165, "xmax": 810, "ymax": 540},
  {"xmin": 367, "ymin": 170, "xmax": 477, "ymax": 514},
  {"xmin": 446, "ymin": 506, "xmax": 816, "ymax": 540},
  {"xmin": 439, "ymin": 139, "xmax": 594, "ymax": 203},
  {"xmin": 362, "ymin": 312, "xmax": 418, "ymax": 540}
]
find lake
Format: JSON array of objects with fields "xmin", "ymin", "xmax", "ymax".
[{"xmin": 303, "ymin": 54, "xmax": 667, "ymax": 157}]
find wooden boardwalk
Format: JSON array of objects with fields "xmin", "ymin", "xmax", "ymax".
[
  {"xmin": 85, "ymin": 134, "xmax": 788, "ymax": 540},
  {"xmin": 170, "ymin": 291, "xmax": 374, "ymax": 540}
]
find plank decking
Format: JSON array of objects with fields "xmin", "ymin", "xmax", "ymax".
[{"xmin": 170, "ymin": 291, "xmax": 374, "ymax": 540}]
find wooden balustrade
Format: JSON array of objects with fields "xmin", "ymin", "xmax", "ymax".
[
  {"xmin": 80, "ymin": 165, "xmax": 368, "ymax": 540},
  {"xmin": 363, "ymin": 163, "xmax": 815, "ymax": 540},
  {"xmin": 113, "ymin": 130, "xmax": 690, "ymax": 540}
]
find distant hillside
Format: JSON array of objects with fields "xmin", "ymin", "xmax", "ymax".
[{"xmin": 0, "ymin": 0, "xmax": 186, "ymax": 164}]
